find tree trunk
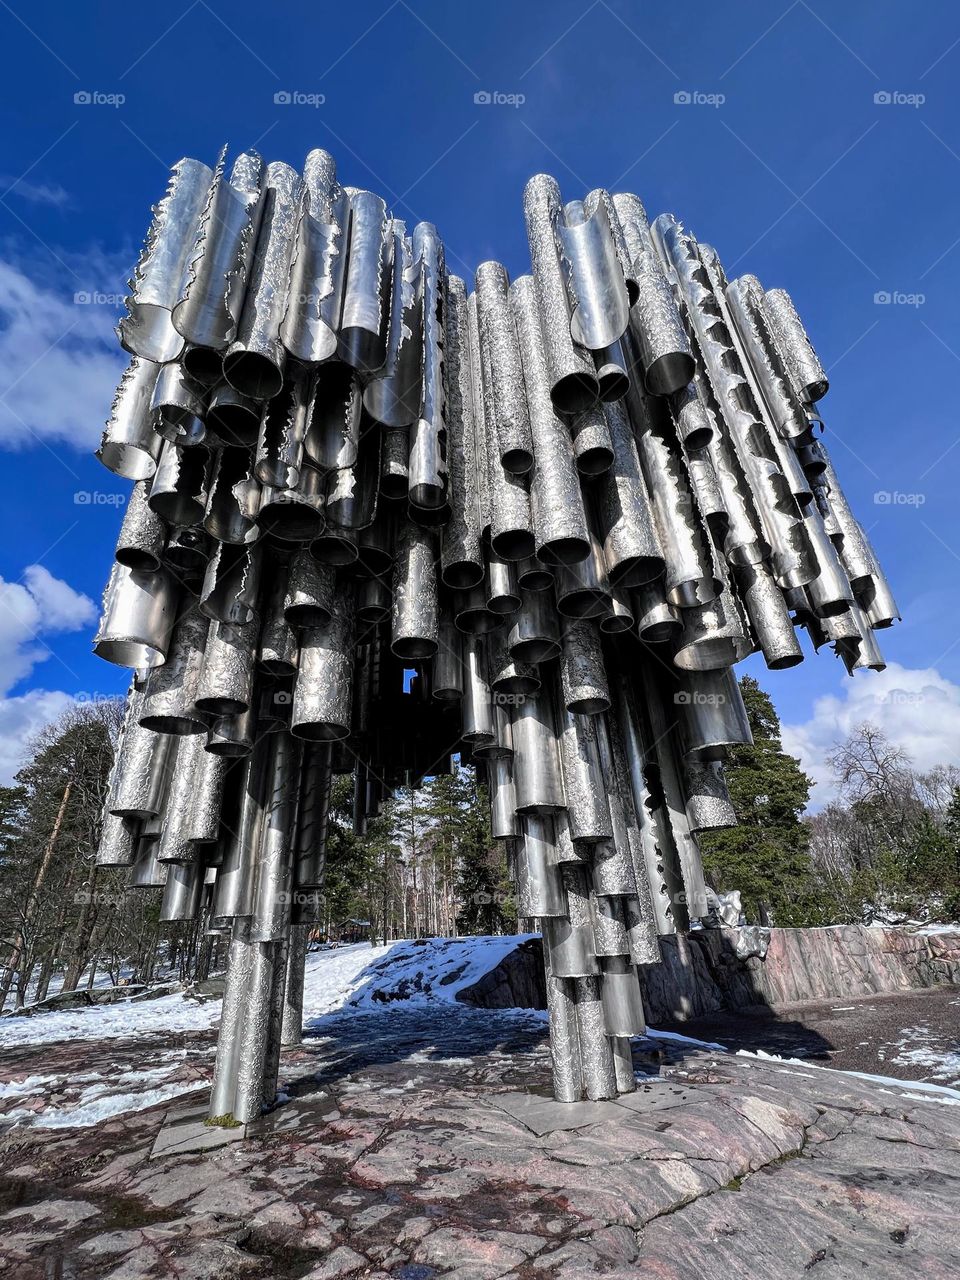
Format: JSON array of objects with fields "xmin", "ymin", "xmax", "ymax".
[{"xmin": 0, "ymin": 780, "xmax": 72, "ymax": 1010}]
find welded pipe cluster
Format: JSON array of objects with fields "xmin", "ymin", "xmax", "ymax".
[{"xmin": 93, "ymin": 146, "xmax": 897, "ymax": 1114}]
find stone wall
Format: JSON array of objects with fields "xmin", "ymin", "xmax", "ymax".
[{"xmin": 458, "ymin": 926, "xmax": 960, "ymax": 1019}]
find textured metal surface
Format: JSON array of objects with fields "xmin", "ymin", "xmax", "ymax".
[
  {"xmin": 512, "ymin": 275, "xmax": 590, "ymax": 567},
  {"xmin": 116, "ymin": 480, "xmax": 165, "ymax": 573},
  {"xmin": 173, "ymin": 149, "xmax": 265, "ymax": 359},
  {"xmin": 522, "ymin": 174, "xmax": 598, "ymax": 413},
  {"xmin": 223, "ymin": 161, "xmax": 301, "ymax": 400},
  {"xmin": 559, "ymin": 618, "xmax": 610, "ymax": 714},
  {"xmin": 476, "ymin": 261, "xmax": 533, "ymax": 475},
  {"xmin": 196, "ymin": 617, "xmax": 257, "ymax": 714},
  {"xmin": 292, "ymin": 588, "xmax": 356, "ymax": 741},
  {"xmin": 392, "ymin": 522, "xmax": 439, "ymax": 658},
  {"xmin": 94, "ymin": 147, "xmax": 894, "ymax": 1111},
  {"xmin": 98, "ymin": 356, "xmax": 164, "ymax": 480},
  {"xmin": 280, "ymin": 149, "xmax": 348, "ymax": 365},
  {"xmin": 338, "ymin": 189, "xmax": 391, "ymax": 372},
  {"xmin": 121, "ymin": 157, "xmax": 214, "ymax": 363}
]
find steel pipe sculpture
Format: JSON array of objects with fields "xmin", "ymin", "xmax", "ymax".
[{"xmin": 93, "ymin": 146, "xmax": 897, "ymax": 1117}]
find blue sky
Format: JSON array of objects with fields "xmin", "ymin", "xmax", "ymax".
[{"xmin": 0, "ymin": 0, "xmax": 958, "ymax": 798}]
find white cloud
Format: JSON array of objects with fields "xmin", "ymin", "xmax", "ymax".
[
  {"xmin": 0, "ymin": 254, "xmax": 125, "ymax": 450},
  {"xmin": 0, "ymin": 566, "xmax": 96, "ymax": 693},
  {"xmin": 0, "ymin": 177, "xmax": 69, "ymax": 207},
  {"xmin": 21, "ymin": 565, "xmax": 98, "ymax": 632},
  {"xmin": 0, "ymin": 566, "xmax": 98, "ymax": 783},
  {"xmin": 782, "ymin": 662, "xmax": 960, "ymax": 807},
  {"xmin": 0, "ymin": 689, "xmax": 77, "ymax": 785}
]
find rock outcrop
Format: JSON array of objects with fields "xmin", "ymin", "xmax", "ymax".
[{"xmin": 460, "ymin": 925, "xmax": 960, "ymax": 1019}]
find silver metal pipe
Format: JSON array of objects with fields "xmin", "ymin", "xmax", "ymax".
[
  {"xmin": 295, "ymin": 740, "xmax": 332, "ymax": 889},
  {"xmin": 173, "ymin": 149, "xmax": 265, "ymax": 364},
  {"xmin": 558, "ymin": 701, "xmax": 612, "ymax": 843},
  {"xmin": 280, "ymin": 149, "xmax": 349, "ymax": 364},
  {"xmin": 409, "ymin": 222, "xmax": 448, "ymax": 512},
  {"xmin": 557, "ymin": 191, "xmax": 630, "ymax": 352},
  {"xmin": 159, "ymin": 855, "xmax": 205, "ymax": 921},
  {"xmin": 486, "ymin": 549, "xmax": 521, "ymax": 615},
  {"xmin": 516, "ymin": 813, "xmax": 565, "ymax": 917},
  {"xmin": 338, "ymin": 188, "xmax": 392, "ymax": 371},
  {"xmin": 281, "ymin": 923, "xmax": 309, "ymax": 1046},
  {"xmin": 461, "ymin": 633, "xmax": 495, "ymax": 748},
  {"xmin": 98, "ymin": 356, "xmax": 163, "ymax": 481},
  {"xmin": 554, "ymin": 530, "xmax": 610, "ymax": 619},
  {"xmin": 569, "ymin": 404, "xmax": 613, "ymax": 476},
  {"xmin": 522, "ymin": 173, "xmax": 598, "ymax": 413},
  {"xmin": 364, "ymin": 221, "xmax": 420, "ymax": 426},
  {"xmin": 158, "ymin": 732, "xmax": 227, "ymax": 860},
  {"xmin": 558, "ymin": 618, "xmax": 609, "ymax": 715},
  {"xmin": 441, "ymin": 275, "xmax": 484, "ymax": 589},
  {"xmin": 139, "ymin": 604, "xmax": 209, "ymax": 734},
  {"xmin": 149, "ymin": 440, "xmax": 210, "ymax": 527},
  {"xmin": 512, "ymin": 274, "xmax": 590, "ymax": 567},
  {"xmin": 284, "ymin": 548, "xmax": 335, "ymax": 628},
  {"xmin": 196, "ymin": 617, "xmax": 257, "ymax": 715},
  {"xmin": 199, "ymin": 542, "xmax": 262, "ymax": 626},
  {"xmin": 115, "ymin": 480, "xmax": 165, "ymax": 573},
  {"xmin": 508, "ymin": 588, "xmax": 560, "ymax": 663},
  {"xmin": 255, "ymin": 375, "xmax": 306, "ymax": 490},
  {"xmin": 292, "ymin": 588, "xmax": 356, "ymax": 741},
  {"xmin": 762, "ymin": 286, "xmax": 829, "ymax": 402},
  {"xmin": 206, "ymin": 380, "xmax": 261, "ymax": 448},
  {"xmin": 95, "ymin": 810, "xmax": 139, "ymax": 868},
  {"xmin": 94, "ymin": 561, "xmax": 178, "ymax": 670},
  {"xmin": 488, "ymin": 631, "xmax": 539, "ymax": 697},
  {"xmin": 511, "ymin": 688, "xmax": 565, "ymax": 813},
  {"xmin": 391, "ymin": 522, "xmax": 439, "ymax": 659},
  {"xmin": 476, "ymin": 261, "xmax": 533, "ymax": 475},
  {"xmin": 593, "ymin": 337, "xmax": 630, "ymax": 403},
  {"xmin": 488, "ymin": 756, "xmax": 519, "ymax": 838},
  {"xmin": 675, "ymin": 669, "xmax": 753, "ymax": 760},
  {"xmin": 598, "ymin": 399, "xmax": 663, "ymax": 586},
  {"xmin": 120, "ymin": 157, "xmax": 213, "ymax": 363},
  {"xmin": 223, "ymin": 161, "xmax": 301, "ymax": 400},
  {"xmin": 208, "ymin": 920, "xmax": 253, "ymax": 1119},
  {"xmin": 572, "ymin": 976, "xmax": 617, "ymax": 1100},
  {"xmin": 152, "ymin": 360, "xmax": 207, "ymax": 448}
]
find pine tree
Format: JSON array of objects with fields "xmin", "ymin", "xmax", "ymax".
[{"xmin": 698, "ymin": 675, "xmax": 814, "ymax": 924}]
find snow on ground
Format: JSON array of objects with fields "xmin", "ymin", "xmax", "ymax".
[
  {"xmin": 882, "ymin": 1022, "xmax": 960, "ymax": 1086},
  {"xmin": 335, "ymin": 934, "xmax": 539, "ymax": 1013},
  {"xmin": 0, "ymin": 985, "xmax": 219, "ymax": 1048},
  {"xmin": 2, "ymin": 935, "xmax": 960, "ymax": 1130},
  {"xmin": 0, "ymin": 1054, "xmax": 202, "ymax": 1129}
]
